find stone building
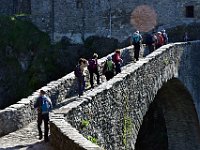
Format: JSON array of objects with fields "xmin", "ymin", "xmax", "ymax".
[
  {"xmin": 0, "ymin": 0, "xmax": 31, "ymax": 15},
  {"xmin": 0, "ymin": 0, "xmax": 200, "ymax": 43}
]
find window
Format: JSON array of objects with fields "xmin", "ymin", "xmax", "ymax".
[
  {"xmin": 185, "ymin": 6, "xmax": 194, "ymax": 18},
  {"xmin": 76, "ymin": 0, "xmax": 83, "ymax": 9}
]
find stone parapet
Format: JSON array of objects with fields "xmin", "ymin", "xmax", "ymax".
[
  {"xmin": 0, "ymin": 46, "xmax": 134, "ymax": 137},
  {"xmin": 50, "ymin": 41, "xmax": 200, "ymax": 149}
]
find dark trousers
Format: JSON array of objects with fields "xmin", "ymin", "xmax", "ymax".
[
  {"xmin": 77, "ymin": 76, "xmax": 85, "ymax": 96},
  {"xmin": 115, "ymin": 63, "xmax": 121, "ymax": 74},
  {"xmin": 148, "ymin": 44, "xmax": 155, "ymax": 54},
  {"xmin": 89, "ymin": 69, "xmax": 100, "ymax": 88},
  {"xmin": 37, "ymin": 113, "xmax": 49, "ymax": 140},
  {"xmin": 156, "ymin": 44, "xmax": 162, "ymax": 49},
  {"xmin": 105, "ymin": 71, "xmax": 114, "ymax": 81},
  {"xmin": 134, "ymin": 43, "xmax": 140, "ymax": 61}
]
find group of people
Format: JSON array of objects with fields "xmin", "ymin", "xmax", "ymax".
[
  {"xmin": 74, "ymin": 49, "xmax": 123, "ymax": 97},
  {"xmin": 130, "ymin": 29, "xmax": 169, "ymax": 58},
  {"xmin": 74, "ymin": 29, "xmax": 169, "ymax": 98},
  {"xmin": 32, "ymin": 29, "xmax": 170, "ymax": 143}
]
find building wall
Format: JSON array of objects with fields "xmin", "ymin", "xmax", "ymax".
[
  {"xmin": 0, "ymin": 0, "xmax": 14, "ymax": 15},
  {"xmin": 0, "ymin": 0, "xmax": 31, "ymax": 15},
  {"xmin": 30, "ymin": 0, "xmax": 200, "ymax": 43},
  {"xmin": 1, "ymin": 0, "xmax": 200, "ymax": 43}
]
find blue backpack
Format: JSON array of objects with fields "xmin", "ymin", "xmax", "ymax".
[
  {"xmin": 132, "ymin": 34, "xmax": 141, "ymax": 44},
  {"xmin": 41, "ymin": 96, "xmax": 51, "ymax": 114}
]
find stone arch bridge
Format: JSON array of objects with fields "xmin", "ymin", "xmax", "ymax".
[{"xmin": 0, "ymin": 41, "xmax": 200, "ymax": 150}]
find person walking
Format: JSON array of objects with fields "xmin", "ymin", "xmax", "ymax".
[
  {"xmin": 184, "ymin": 32, "xmax": 189, "ymax": 42},
  {"xmin": 103, "ymin": 56, "xmax": 115, "ymax": 81},
  {"xmin": 112, "ymin": 49, "xmax": 123, "ymax": 74},
  {"xmin": 88, "ymin": 53, "xmax": 100, "ymax": 88},
  {"xmin": 34, "ymin": 90, "xmax": 52, "ymax": 142},
  {"xmin": 74, "ymin": 58, "xmax": 88, "ymax": 97},
  {"xmin": 161, "ymin": 29, "xmax": 168, "ymax": 45},
  {"xmin": 131, "ymin": 30, "xmax": 142, "ymax": 61},
  {"xmin": 145, "ymin": 32, "xmax": 156, "ymax": 55},
  {"xmin": 155, "ymin": 32, "xmax": 164, "ymax": 49}
]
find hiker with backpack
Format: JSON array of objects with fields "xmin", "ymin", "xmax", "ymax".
[
  {"xmin": 74, "ymin": 58, "xmax": 88, "ymax": 97},
  {"xmin": 112, "ymin": 49, "xmax": 123, "ymax": 74},
  {"xmin": 103, "ymin": 56, "xmax": 115, "ymax": 81},
  {"xmin": 161, "ymin": 29, "xmax": 168, "ymax": 45},
  {"xmin": 130, "ymin": 30, "xmax": 142, "ymax": 61},
  {"xmin": 34, "ymin": 90, "xmax": 52, "ymax": 142},
  {"xmin": 88, "ymin": 53, "xmax": 100, "ymax": 88},
  {"xmin": 145, "ymin": 32, "xmax": 156, "ymax": 55},
  {"xmin": 155, "ymin": 32, "xmax": 164, "ymax": 49}
]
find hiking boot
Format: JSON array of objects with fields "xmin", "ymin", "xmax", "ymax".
[{"xmin": 39, "ymin": 135, "xmax": 43, "ymax": 140}]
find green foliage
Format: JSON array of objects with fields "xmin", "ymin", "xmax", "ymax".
[
  {"xmin": 87, "ymin": 136, "xmax": 98, "ymax": 144},
  {"xmin": 163, "ymin": 58, "xmax": 169, "ymax": 65},
  {"xmin": 0, "ymin": 16, "xmax": 58, "ymax": 108},
  {"xmin": 81, "ymin": 119, "xmax": 90, "ymax": 128},
  {"xmin": 0, "ymin": 16, "xmax": 50, "ymax": 53},
  {"xmin": 122, "ymin": 96, "xmax": 132, "ymax": 147},
  {"xmin": 0, "ymin": 16, "xmax": 123, "ymax": 108},
  {"xmin": 123, "ymin": 116, "xmax": 132, "ymax": 145},
  {"xmin": 83, "ymin": 36, "xmax": 119, "ymax": 58}
]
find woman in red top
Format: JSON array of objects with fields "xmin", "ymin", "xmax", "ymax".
[{"xmin": 112, "ymin": 49, "xmax": 123, "ymax": 74}]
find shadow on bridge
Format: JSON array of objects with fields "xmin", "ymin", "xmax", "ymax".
[{"xmin": 0, "ymin": 141, "xmax": 53, "ymax": 150}]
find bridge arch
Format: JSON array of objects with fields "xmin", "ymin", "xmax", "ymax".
[
  {"xmin": 0, "ymin": 41, "xmax": 200, "ymax": 149},
  {"xmin": 49, "ymin": 41, "xmax": 200, "ymax": 150},
  {"xmin": 135, "ymin": 78, "xmax": 200, "ymax": 150}
]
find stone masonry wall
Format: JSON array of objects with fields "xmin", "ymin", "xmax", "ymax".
[
  {"xmin": 0, "ymin": 0, "xmax": 31, "ymax": 15},
  {"xmin": 178, "ymin": 41, "xmax": 200, "ymax": 122},
  {"xmin": 30, "ymin": 0, "xmax": 200, "ymax": 42},
  {"xmin": 0, "ymin": 46, "xmax": 132, "ymax": 137},
  {"xmin": 1, "ymin": 1, "xmax": 200, "ymax": 42},
  {"xmin": 50, "ymin": 41, "xmax": 200, "ymax": 150},
  {"xmin": 0, "ymin": 0, "xmax": 14, "ymax": 15},
  {"xmin": 31, "ymin": 0, "xmax": 52, "ymax": 34}
]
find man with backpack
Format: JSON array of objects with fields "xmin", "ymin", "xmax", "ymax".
[
  {"xmin": 74, "ymin": 58, "xmax": 88, "ymax": 97},
  {"xmin": 131, "ymin": 30, "xmax": 142, "ymax": 61},
  {"xmin": 103, "ymin": 56, "xmax": 115, "ymax": 81},
  {"xmin": 88, "ymin": 53, "xmax": 100, "ymax": 88},
  {"xmin": 145, "ymin": 32, "xmax": 156, "ymax": 54},
  {"xmin": 34, "ymin": 90, "xmax": 52, "ymax": 142}
]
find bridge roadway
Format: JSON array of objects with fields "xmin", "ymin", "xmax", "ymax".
[
  {"xmin": 0, "ymin": 45, "xmax": 132, "ymax": 150},
  {"xmin": 0, "ymin": 96, "xmax": 79, "ymax": 150},
  {"xmin": 0, "ymin": 70, "xmax": 108, "ymax": 149}
]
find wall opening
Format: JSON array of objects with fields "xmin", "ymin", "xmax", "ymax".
[
  {"xmin": 135, "ymin": 95, "xmax": 168, "ymax": 150},
  {"xmin": 185, "ymin": 6, "xmax": 194, "ymax": 18},
  {"xmin": 76, "ymin": 0, "xmax": 83, "ymax": 9}
]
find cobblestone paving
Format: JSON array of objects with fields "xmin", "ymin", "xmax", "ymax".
[
  {"xmin": 0, "ymin": 121, "xmax": 54, "ymax": 150},
  {"xmin": 0, "ymin": 47, "xmax": 133, "ymax": 149},
  {"xmin": 0, "ymin": 88, "xmax": 99, "ymax": 149},
  {"xmin": 0, "ymin": 95, "xmax": 80, "ymax": 150}
]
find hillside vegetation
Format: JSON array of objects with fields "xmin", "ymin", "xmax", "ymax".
[{"xmin": 0, "ymin": 16, "xmax": 119, "ymax": 109}]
